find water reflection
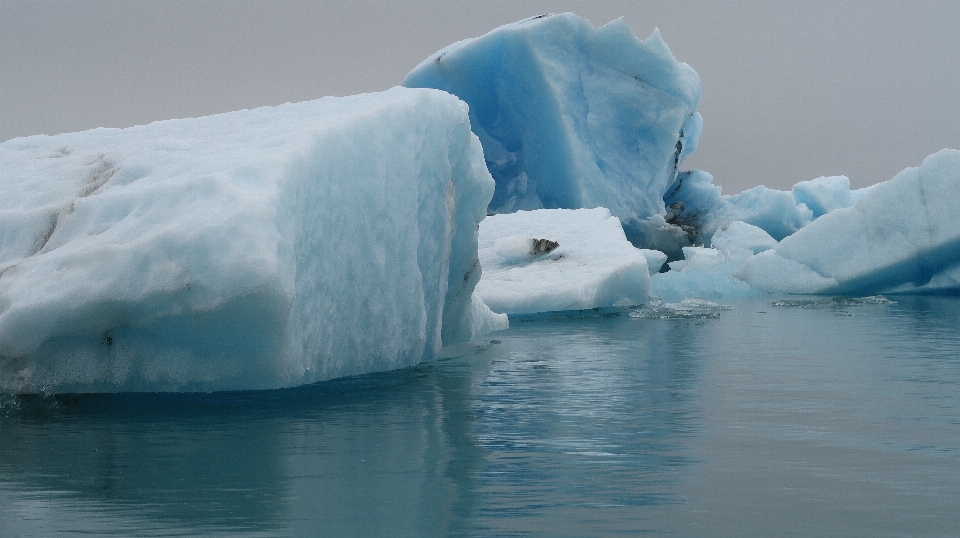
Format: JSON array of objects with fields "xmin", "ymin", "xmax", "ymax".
[
  {"xmin": 6, "ymin": 297, "xmax": 957, "ymax": 537},
  {"xmin": 469, "ymin": 315, "xmax": 703, "ymax": 535},
  {"xmin": 0, "ymin": 314, "xmax": 702, "ymax": 537}
]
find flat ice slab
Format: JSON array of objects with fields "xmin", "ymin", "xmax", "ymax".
[
  {"xmin": 404, "ymin": 13, "xmax": 702, "ymax": 227},
  {"xmin": 735, "ymin": 149, "xmax": 960, "ymax": 295},
  {"xmin": 475, "ymin": 208, "xmax": 665, "ymax": 314},
  {"xmin": 0, "ymin": 87, "xmax": 506, "ymax": 393}
]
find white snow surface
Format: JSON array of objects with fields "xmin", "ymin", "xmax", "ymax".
[
  {"xmin": 0, "ymin": 87, "xmax": 506, "ymax": 394},
  {"xmin": 475, "ymin": 208, "xmax": 665, "ymax": 315},
  {"xmin": 734, "ymin": 149, "xmax": 960, "ymax": 295},
  {"xmin": 404, "ymin": 13, "xmax": 702, "ymax": 229}
]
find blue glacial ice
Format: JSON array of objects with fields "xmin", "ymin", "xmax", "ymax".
[
  {"xmin": 734, "ymin": 149, "xmax": 960, "ymax": 295},
  {"xmin": 0, "ymin": 87, "xmax": 507, "ymax": 394},
  {"xmin": 647, "ymin": 221, "xmax": 773, "ymax": 303},
  {"xmin": 648, "ymin": 167, "xmax": 892, "ymax": 262},
  {"xmin": 475, "ymin": 208, "xmax": 665, "ymax": 315},
  {"xmin": 403, "ymin": 13, "xmax": 703, "ymax": 234},
  {"xmin": 650, "ymin": 246, "xmax": 762, "ymax": 302}
]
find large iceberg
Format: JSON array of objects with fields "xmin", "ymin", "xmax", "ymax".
[
  {"xmin": 476, "ymin": 208, "xmax": 665, "ymax": 315},
  {"xmin": 0, "ymin": 87, "xmax": 506, "ymax": 394},
  {"xmin": 403, "ymin": 13, "xmax": 703, "ymax": 233},
  {"xmin": 734, "ymin": 149, "xmax": 960, "ymax": 295}
]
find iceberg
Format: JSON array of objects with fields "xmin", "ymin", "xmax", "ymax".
[
  {"xmin": 475, "ymin": 208, "xmax": 665, "ymax": 315},
  {"xmin": 734, "ymin": 149, "xmax": 960, "ymax": 295},
  {"xmin": 0, "ymin": 87, "xmax": 506, "ymax": 394},
  {"xmin": 403, "ymin": 13, "xmax": 703, "ymax": 233}
]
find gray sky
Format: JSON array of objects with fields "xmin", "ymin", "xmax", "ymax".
[{"xmin": 2, "ymin": 0, "xmax": 959, "ymax": 193}]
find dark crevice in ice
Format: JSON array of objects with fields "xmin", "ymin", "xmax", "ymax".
[{"xmin": 78, "ymin": 155, "xmax": 117, "ymax": 198}]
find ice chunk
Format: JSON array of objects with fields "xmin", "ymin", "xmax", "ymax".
[
  {"xmin": 734, "ymin": 149, "xmax": 960, "ymax": 295},
  {"xmin": 791, "ymin": 175, "xmax": 852, "ymax": 219},
  {"xmin": 650, "ymin": 246, "xmax": 761, "ymax": 302},
  {"xmin": 662, "ymin": 170, "xmax": 853, "ymax": 249},
  {"xmin": 711, "ymin": 221, "xmax": 778, "ymax": 254},
  {"xmin": 475, "ymin": 208, "xmax": 664, "ymax": 314},
  {"xmin": 770, "ymin": 296, "xmax": 895, "ymax": 309},
  {"xmin": 0, "ymin": 87, "xmax": 506, "ymax": 394},
  {"xmin": 723, "ymin": 186, "xmax": 812, "ymax": 240},
  {"xmin": 403, "ymin": 13, "xmax": 702, "ymax": 229},
  {"xmin": 629, "ymin": 297, "xmax": 732, "ymax": 319}
]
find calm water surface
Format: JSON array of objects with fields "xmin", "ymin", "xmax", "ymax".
[{"xmin": 2, "ymin": 296, "xmax": 959, "ymax": 537}]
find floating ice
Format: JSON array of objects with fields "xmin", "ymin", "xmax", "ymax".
[
  {"xmin": 475, "ymin": 208, "xmax": 665, "ymax": 315},
  {"xmin": 0, "ymin": 87, "xmax": 506, "ymax": 394},
  {"xmin": 711, "ymin": 221, "xmax": 778, "ymax": 254},
  {"xmin": 404, "ymin": 13, "xmax": 702, "ymax": 233},
  {"xmin": 735, "ymin": 149, "xmax": 960, "ymax": 295},
  {"xmin": 791, "ymin": 175, "xmax": 852, "ymax": 219},
  {"xmin": 650, "ymin": 246, "xmax": 761, "ymax": 302},
  {"xmin": 629, "ymin": 297, "xmax": 732, "ymax": 319},
  {"xmin": 662, "ymin": 170, "xmax": 817, "ymax": 246},
  {"xmin": 769, "ymin": 296, "xmax": 895, "ymax": 309},
  {"xmin": 656, "ymin": 169, "xmax": 872, "ymax": 260}
]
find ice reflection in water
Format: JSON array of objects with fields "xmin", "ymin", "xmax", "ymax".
[
  {"xmin": 1, "ymin": 296, "xmax": 959, "ymax": 537},
  {"xmin": 468, "ymin": 316, "xmax": 703, "ymax": 535}
]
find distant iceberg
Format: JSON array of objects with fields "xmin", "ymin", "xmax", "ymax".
[
  {"xmin": 645, "ymin": 150, "xmax": 960, "ymax": 300},
  {"xmin": 0, "ymin": 88, "xmax": 506, "ymax": 393},
  {"xmin": 476, "ymin": 208, "xmax": 665, "ymax": 315},
  {"xmin": 404, "ymin": 13, "xmax": 703, "ymax": 238},
  {"xmin": 735, "ymin": 149, "xmax": 960, "ymax": 295}
]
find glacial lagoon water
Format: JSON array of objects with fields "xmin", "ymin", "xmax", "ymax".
[{"xmin": 1, "ymin": 296, "xmax": 959, "ymax": 537}]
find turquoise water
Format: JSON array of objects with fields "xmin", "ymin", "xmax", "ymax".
[{"xmin": 2, "ymin": 296, "xmax": 959, "ymax": 537}]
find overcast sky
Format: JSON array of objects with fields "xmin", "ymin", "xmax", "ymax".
[{"xmin": 2, "ymin": 0, "xmax": 959, "ymax": 192}]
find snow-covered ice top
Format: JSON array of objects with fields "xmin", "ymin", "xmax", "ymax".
[
  {"xmin": 735, "ymin": 149, "xmax": 960, "ymax": 295},
  {"xmin": 404, "ymin": 13, "xmax": 702, "ymax": 227},
  {"xmin": 475, "ymin": 208, "xmax": 666, "ymax": 314},
  {"xmin": 0, "ymin": 87, "xmax": 506, "ymax": 393}
]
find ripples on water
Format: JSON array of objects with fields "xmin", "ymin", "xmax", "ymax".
[{"xmin": 1, "ymin": 296, "xmax": 959, "ymax": 537}]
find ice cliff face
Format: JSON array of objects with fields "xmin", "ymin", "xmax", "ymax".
[
  {"xmin": 403, "ymin": 13, "xmax": 702, "ymax": 234},
  {"xmin": 0, "ymin": 88, "xmax": 506, "ymax": 393}
]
